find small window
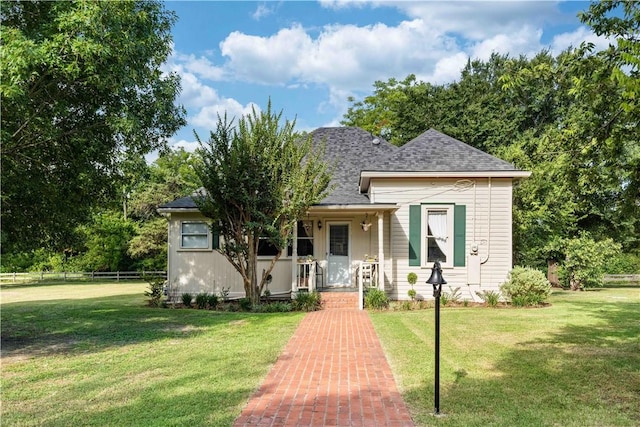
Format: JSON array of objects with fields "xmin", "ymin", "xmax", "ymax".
[
  {"xmin": 257, "ymin": 221, "xmax": 315, "ymax": 257},
  {"xmin": 181, "ymin": 222, "xmax": 209, "ymax": 249},
  {"xmin": 258, "ymin": 237, "xmax": 280, "ymax": 256}
]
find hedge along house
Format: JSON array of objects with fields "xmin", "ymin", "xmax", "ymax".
[{"xmin": 158, "ymin": 127, "xmax": 530, "ymax": 307}]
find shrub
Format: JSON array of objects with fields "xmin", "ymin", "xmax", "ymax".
[
  {"xmin": 195, "ymin": 293, "xmax": 208, "ymax": 309},
  {"xmin": 144, "ymin": 276, "xmax": 165, "ymax": 307},
  {"xmin": 252, "ymin": 302, "xmax": 293, "ymax": 313},
  {"xmin": 441, "ymin": 286, "xmax": 461, "ymax": 306},
  {"xmin": 181, "ymin": 292, "xmax": 193, "ymax": 308},
  {"xmin": 293, "ymin": 291, "xmax": 322, "ymax": 312},
  {"xmin": 364, "ymin": 288, "xmax": 389, "ymax": 310},
  {"xmin": 238, "ymin": 297, "xmax": 252, "ymax": 312},
  {"xmin": 500, "ymin": 267, "xmax": 551, "ymax": 306},
  {"xmin": 407, "ymin": 272, "xmax": 418, "ymax": 301},
  {"xmin": 559, "ymin": 235, "xmax": 621, "ymax": 290},
  {"xmin": 207, "ymin": 293, "xmax": 219, "ymax": 309},
  {"xmin": 476, "ymin": 290, "xmax": 501, "ymax": 308},
  {"xmin": 604, "ymin": 252, "xmax": 640, "ymax": 274}
]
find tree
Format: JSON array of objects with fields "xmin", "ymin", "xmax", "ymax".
[
  {"xmin": 579, "ymin": 0, "xmax": 640, "ymax": 111},
  {"xmin": 1, "ymin": 0, "xmax": 186, "ymax": 253},
  {"xmin": 127, "ymin": 148, "xmax": 201, "ymax": 270},
  {"xmin": 194, "ymin": 103, "xmax": 333, "ymax": 304}
]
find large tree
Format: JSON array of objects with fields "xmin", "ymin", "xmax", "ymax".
[
  {"xmin": 194, "ymin": 103, "xmax": 333, "ymax": 304},
  {"xmin": 1, "ymin": 0, "xmax": 186, "ymax": 253}
]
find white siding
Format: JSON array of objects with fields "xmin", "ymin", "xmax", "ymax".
[{"xmin": 371, "ymin": 178, "xmax": 514, "ymax": 301}]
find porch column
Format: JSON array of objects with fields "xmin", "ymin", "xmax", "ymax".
[
  {"xmin": 377, "ymin": 212, "xmax": 384, "ymax": 290},
  {"xmin": 291, "ymin": 222, "xmax": 298, "ymax": 294}
]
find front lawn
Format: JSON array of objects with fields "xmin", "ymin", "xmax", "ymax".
[
  {"xmin": 2, "ymin": 282, "xmax": 638, "ymax": 426},
  {"xmin": 371, "ymin": 286, "xmax": 640, "ymax": 426},
  {"xmin": 1, "ymin": 282, "xmax": 304, "ymax": 426}
]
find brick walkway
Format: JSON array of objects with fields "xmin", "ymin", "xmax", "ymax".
[{"xmin": 233, "ymin": 310, "xmax": 415, "ymax": 427}]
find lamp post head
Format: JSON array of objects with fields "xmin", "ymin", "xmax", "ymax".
[{"xmin": 426, "ymin": 261, "xmax": 446, "ymax": 298}]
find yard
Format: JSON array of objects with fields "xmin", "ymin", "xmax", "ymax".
[{"xmin": 1, "ymin": 281, "xmax": 638, "ymax": 426}]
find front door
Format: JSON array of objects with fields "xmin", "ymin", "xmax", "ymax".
[{"xmin": 327, "ymin": 223, "xmax": 351, "ymax": 286}]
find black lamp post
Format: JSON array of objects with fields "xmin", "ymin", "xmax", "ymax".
[{"xmin": 426, "ymin": 261, "xmax": 446, "ymax": 415}]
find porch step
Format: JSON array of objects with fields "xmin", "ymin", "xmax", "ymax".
[{"xmin": 320, "ymin": 291, "xmax": 360, "ymax": 310}]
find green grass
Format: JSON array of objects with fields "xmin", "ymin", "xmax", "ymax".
[
  {"xmin": 3, "ymin": 283, "xmax": 639, "ymax": 426},
  {"xmin": 371, "ymin": 286, "xmax": 640, "ymax": 426},
  {"xmin": 1, "ymin": 282, "xmax": 304, "ymax": 426}
]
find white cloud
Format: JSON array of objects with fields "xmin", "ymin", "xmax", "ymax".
[
  {"xmin": 427, "ymin": 52, "xmax": 470, "ymax": 84},
  {"xmin": 252, "ymin": 3, "xmax": 275, "ymax": 20},
  {"xmin": 550, "ymin": 26, "xmax": 611, "ymax": 55},
  {"xmin": 176, "ymin": 53, "xmax": 225, "ymax": 81},
  {"xmin": 221, "ymin": 25, "xmax": 313, "ymax": 85},
  {"xmin": 220, "ymin": 20, "xmax": 452, "ymax": 91},
  {"xmin": 191, "ymin": 100, "xmax": 259, "ymax": 130},
  {"xmin": 470, "ymin": 26, "xmax": 543, "ymax": 61},
  {"xmin": 172, "ymin": 138, "xmax": 200, "ymax": 153}
]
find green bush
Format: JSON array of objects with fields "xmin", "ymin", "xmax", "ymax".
[
  {"xmin": 238, "ymin": 297, "xmax": 252, "ymax": 312},
  {"xmin": 476, "ymin": 290, "xmax": 501, "ymax": 307},
  {"xmin": 252, "ymin": 302, "xmax": 293, "ymax": 313},
  {"xmin": 207, "ymin": 293, "xmax": 219, "ymax": 309},
  {"xmin": 559, "ymin": 235, "xmax": 621, "ymax": 290},
  {"xmin": 364, "ymin": 288, "xmax": 389, "ymax": 310},
  {"xmin": 143, "ymin": 276, "xmax": 165, "ymax": 307},
  {"xmin": 195, "ymin": 293, "xmax": 209, "ymax": 309},
  {"xmin": 181, "ymin": 293, "xmax": 193, "ymax": 308},
  {"xmin": 603, "ymin": 252, "xmax": 640, "ymax": 274},
  {"xmin": 293, "ymin": 291, "xmax": 322, "ymax": 312},
  {"xmin": 500, "ymin": 267, "xmax": 551, "ymax": 306}
]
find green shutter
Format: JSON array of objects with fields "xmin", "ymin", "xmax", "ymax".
[
  {"xmin": 409, "ymin": 205, "xmax": 421, "ymax": 266},
  {"xmin": 212, "ymin": 232, "xmax": 220, "ymax": 250},
  {"xmin": 453, "ymin": 205, "xmax": 466, "ymax": 267}
]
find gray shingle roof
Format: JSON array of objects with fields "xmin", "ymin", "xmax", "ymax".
[
  {"xmin": 159, "ymin": 127, "xmax": 524, "ymax": 210},
  {"xmin": 310, "ymin": 127, "xmax": 397, "ymax": 205},
  {"xmin": 369, "ymin": 128, "xmax": 517, "ymax": 172},
  {"xmin": 159, "ymin": 194, "xmax": 198, "ymax": 210}
]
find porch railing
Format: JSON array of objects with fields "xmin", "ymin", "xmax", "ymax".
[
  {"xmin": 296, "ymin": 260, "xmax": 316, "ymax": 292},
  {"xmin": 358, "ymin": 261, "xmax": 379, "ymax": 310}
]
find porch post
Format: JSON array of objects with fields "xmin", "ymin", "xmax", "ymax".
[
  {"xmin": 377, "ymin": 212, "xmax": 384, "ymax": 290},
  {"xmin": 291, "ymin": 221, "xmax": 298, "ymax": 295}
]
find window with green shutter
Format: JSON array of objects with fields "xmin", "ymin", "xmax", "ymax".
[{"xmin": 408, "ymin": 204, "xmax": 466, "ymax": 268}]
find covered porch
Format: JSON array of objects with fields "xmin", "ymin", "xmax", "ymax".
[{"xmin": 288, "ymin": 204, "xmax": 397, "ymax": 309}]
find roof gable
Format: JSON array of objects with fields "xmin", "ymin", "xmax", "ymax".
[{"xmin": 370, "ymin": 128, "xmax": 517, "ymax": 172}]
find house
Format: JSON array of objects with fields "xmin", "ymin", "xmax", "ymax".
[{"xmin": 157, "ymin": 127, "xmax": 530, "ymax": 307}]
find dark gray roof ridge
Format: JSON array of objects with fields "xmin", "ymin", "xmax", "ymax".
[{"xmin": 369, "ymin": 128, "xmax": 519, "ymax": 172}]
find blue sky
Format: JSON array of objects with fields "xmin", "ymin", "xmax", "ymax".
[{"xmin": 161, "ymin": 1, "xmax": 608, "ymax": 154}]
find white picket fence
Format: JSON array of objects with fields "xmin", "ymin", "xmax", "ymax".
[{"xmin": 0, "ymin": 271, "xmax": 166, "ymax": 284}]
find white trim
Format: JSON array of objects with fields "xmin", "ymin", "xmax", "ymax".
[{"xmin": 359, "ymin": 170, "xmax": 531, "ymax": 192}]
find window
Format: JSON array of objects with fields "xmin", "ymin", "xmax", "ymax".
[
  {"xmin": 295, "ymin": 220, "xmax": 314, "ymax": 257},
  {"xmin": 423, "ymin": 208, "xmax": 453, "ymax": 266},
  {"xmin": 257, "ymin": 221, "xmax": 315, "ymax": 257},
  {"xmin": 409, "ymin": 204, "xmax": 466, "ymax": 267},
  {"xmin": 181, "ymin": 222, "xmax": 209, "ymax": 249}
]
